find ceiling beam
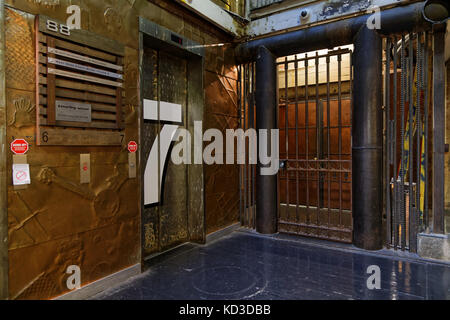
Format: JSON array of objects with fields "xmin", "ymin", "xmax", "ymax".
[{"xmin": 174, "ymin": 0, "xmax": 245, "ymax": 37}]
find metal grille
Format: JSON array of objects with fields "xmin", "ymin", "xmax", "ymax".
[
  {"xmin": 383, "ymin": 32, "xmax": 432, "ymax": 252},
  {"xmin": 238, "ymin": 62, "xmax": 257, "ymax": 229},
  {"xmin": 249, "ymin": 0, "xmax": 284, "ymax": 11},
  {"xmin": 278, "ymin": 48, "xmax": 353, "ymax": 243}
]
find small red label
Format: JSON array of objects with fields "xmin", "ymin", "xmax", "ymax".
[
  {"xmin": 11, "ymin": 139, "xmax": 29, "ymax": 155},
  {"xmin": 128, "ymin": 141, "xmax": 138, "ymax": 153}
]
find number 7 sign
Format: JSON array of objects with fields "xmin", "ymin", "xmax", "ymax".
[{"xmin": 143, "ymin": 99, "xmax": 182, "ymax": 205}]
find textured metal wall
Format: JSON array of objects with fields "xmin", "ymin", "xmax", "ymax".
[
  {"xmin": 4, "ymin": 0, "xmax": 239, "ymax": 299},
  {"xmin": 0, "ymin": 0, "xmax": 8, "ymax": 301},
  {"xmin": 204, "ymin": 69, "xmax": 240, "ymax": 234},
  {"xmin": 5, "ymin": 5, "xmax": 141, "ymax": 299}
]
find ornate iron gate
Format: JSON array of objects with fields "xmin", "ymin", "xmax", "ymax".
[
  {"xmin": 277, "ymin": 48, "xmax": 353, "ymax": 243},
  {"xmin": 383, "ymin": 32, "xmax": 432, "ymax": 252}
]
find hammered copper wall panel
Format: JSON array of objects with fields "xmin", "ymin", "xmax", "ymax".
[
  {"xmin": 5, "ymin": 4, "xmax": 140, "ymax": 300},
  {"xmin": 4, "ymin": 0, "xmax": 240, "ymax": 299},
  {"xmin": 204, "ymin": 70, "xmax": 239, "ymax": 234}
]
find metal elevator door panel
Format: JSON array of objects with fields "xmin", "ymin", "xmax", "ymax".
[{"xmin": 142, "ymin": 47, "xmax": 189, "ymax": 256}]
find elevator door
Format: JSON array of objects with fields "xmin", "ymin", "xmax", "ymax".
[{"xmin": 142, "ymin": 47, "xmax": 189, "ymax": 256}]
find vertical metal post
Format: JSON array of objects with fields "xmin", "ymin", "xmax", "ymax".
[
  {"xmin": 326, "ymin": 55, "xmax": 331, "ymax": 229},
  {"xmin": 424, "ymin": 32, "xmax": 430, "ymax": 229},
  {"xmin": 252, "ymin": 62, "xmax": 257, "ymax": 229},
  {"xmin": 284, "ymin": 57, "xmax": 289, "ymax": 221},
  {"xmin": 0, "ymin": 0, "xmax": 8, "ymax": 300},
  {"xmin": 256, "ymin": 46, "xmax": 278, "ymax": 234},
  {"xmin": 243, "ymin": 64, "xmax": 248, "ymax": 227},
  {"xmin": 294, "ymin": 57, "xmax": 299, "ymax": 223},
  {"xmin": 315, "ymin": 53, "xmax": 320, "ymax": 224},
  {"xmin": 305, "ymin": 54, "xmax": 310, "ymax": 223},
  {"xmin": 385, "ymin": 37, "xmax": 392, "ymax": 247},
  {"xmin": 352, "ymin": 27, "xmax": 383, "ymax": 250},
  {"xmin": 238, "ymin": 65, "xmax": 243, "ymax": 226},
  {"xmin": 248, "ymin": 63, "xmax": 253, "ymax": 227},
  {"xmin": 392, "ymin": 36, "xmax": 399, "ymax": 249},
  {"xmin": 416, "ymin": 34, "xmax": 422, "ymax": 220},
  {"xmin": 432, "ymin": 24, "xmax": 446, "ymax": 234},
  {"xmin": 338, "ymin": 52, "xmax": 343, "ymax": 226},
  {"xmin": 400, "ymin": 35, "xmax": 407, "ymax": 250},
  {"xmin": 408, "ymin": 34, "xmax": 414, "ymax": 249}
]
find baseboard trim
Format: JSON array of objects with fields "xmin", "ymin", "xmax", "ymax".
[
  {"xmin": 206, "ymin": 222, "xmax": 241, "ymax": 244},
  {"xmin": 53, "ymin": 263, "xmax": 141, "ymax": 300}
]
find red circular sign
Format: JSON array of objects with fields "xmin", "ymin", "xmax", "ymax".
[
  {"xmin": 128, "ymin": 141, "xmax": 138, "ymax": 153},
  {"xmin": 11, "ymin": 139, "xmax": 29, "ymax": 155}
]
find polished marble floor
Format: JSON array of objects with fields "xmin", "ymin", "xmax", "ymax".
[{"xmin": 93, "ymin": 230, "xmax": 450, "ymax": 300}]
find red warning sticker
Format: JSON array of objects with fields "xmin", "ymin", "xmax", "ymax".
[
  {"xmin": 128, "ymin": 141, "xmax": 138, "ymax": 153},
  {"xmin": 11, "ymin": 139, "xmax": 29, "ymax": 155}
]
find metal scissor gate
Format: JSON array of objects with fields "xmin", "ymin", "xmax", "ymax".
[
  {"xmin": 238, "ymin": 48, "xmax": 354, "ymax": 243},
  {"xmin": 238, "ymin": 33, "xmax": 434, "ymax": 250},
  {"xmin": 383, "ymin": 32, "xmax": 433, "ymax": 253},
  {"xmin": 277, "ymin": 48, "xmax": 353, "ymax": 243}
]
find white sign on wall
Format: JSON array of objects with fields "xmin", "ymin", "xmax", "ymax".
[
  {"xmin": 55, "ymin": 100, "xmax": 92, "ymax": 123},
  {"xmin": 13, "ymin": 164, "xmax": 31, "ymax": 186}
]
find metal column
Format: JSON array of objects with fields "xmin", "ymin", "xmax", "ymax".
[
  {"xmin": 432, "ymin": 24, "xmax": 445, "ymax": 234},
  {"xmin": 255, "ymin": 46, "xmax": 278, "ymax": 234},
  {"xmin": 352, "ymin": 27, "xmax": 383, "ymax": 250}
]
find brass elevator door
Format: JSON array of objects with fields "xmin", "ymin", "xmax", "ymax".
[{"xmin": 142, "ymin": 48, "xmax": 189, "ymax": 256}]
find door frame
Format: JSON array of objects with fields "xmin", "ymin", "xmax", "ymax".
[{"xmin": 139, "ymin": 18, "xmax": 205, "ymax": 260}]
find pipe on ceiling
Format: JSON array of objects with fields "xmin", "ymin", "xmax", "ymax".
[{"xmin": 235, "ymin": 1, "xmax": 436, "ymax": 63}]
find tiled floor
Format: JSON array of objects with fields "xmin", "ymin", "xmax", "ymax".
[{"xmin": 93, "ymin": 231, "xmax": 450, "ymax": 300}]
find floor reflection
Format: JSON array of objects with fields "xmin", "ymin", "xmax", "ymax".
[{"xmin": 94, "ymin": 231, "xmax": 450, "ymax": 300}]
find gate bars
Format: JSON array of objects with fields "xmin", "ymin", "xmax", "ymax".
[
  {"xmin": 238, "ymin": 62, "xmax": 257, "ymax": 229},
  {"xmin": 384, "ymin": 32, "xmax": 431, "ymax": 252},
  {"xmin": 239, "ymin": 32, "xmax": 433, "ymax": 250},
  {"xmin": 277, "ymin": 48, "xmax": 353, "ymax": 243}
]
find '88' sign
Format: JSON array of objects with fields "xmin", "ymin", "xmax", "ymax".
[{"xmin": 46, "ymin": 19, "xmax": 71, "ymax": 36}]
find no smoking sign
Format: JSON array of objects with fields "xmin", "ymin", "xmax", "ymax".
[
  {"xmin": 13, "ymin": 164, "xmax": 31, "ymax": 186},
  {"xmin": 16, "ymin": 170, "xmax": 27, "ymax": 181}
]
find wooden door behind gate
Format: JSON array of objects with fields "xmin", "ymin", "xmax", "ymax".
[{"xmin": 278, "ymin": 48, "xmax": 353, "ymax": 243}]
